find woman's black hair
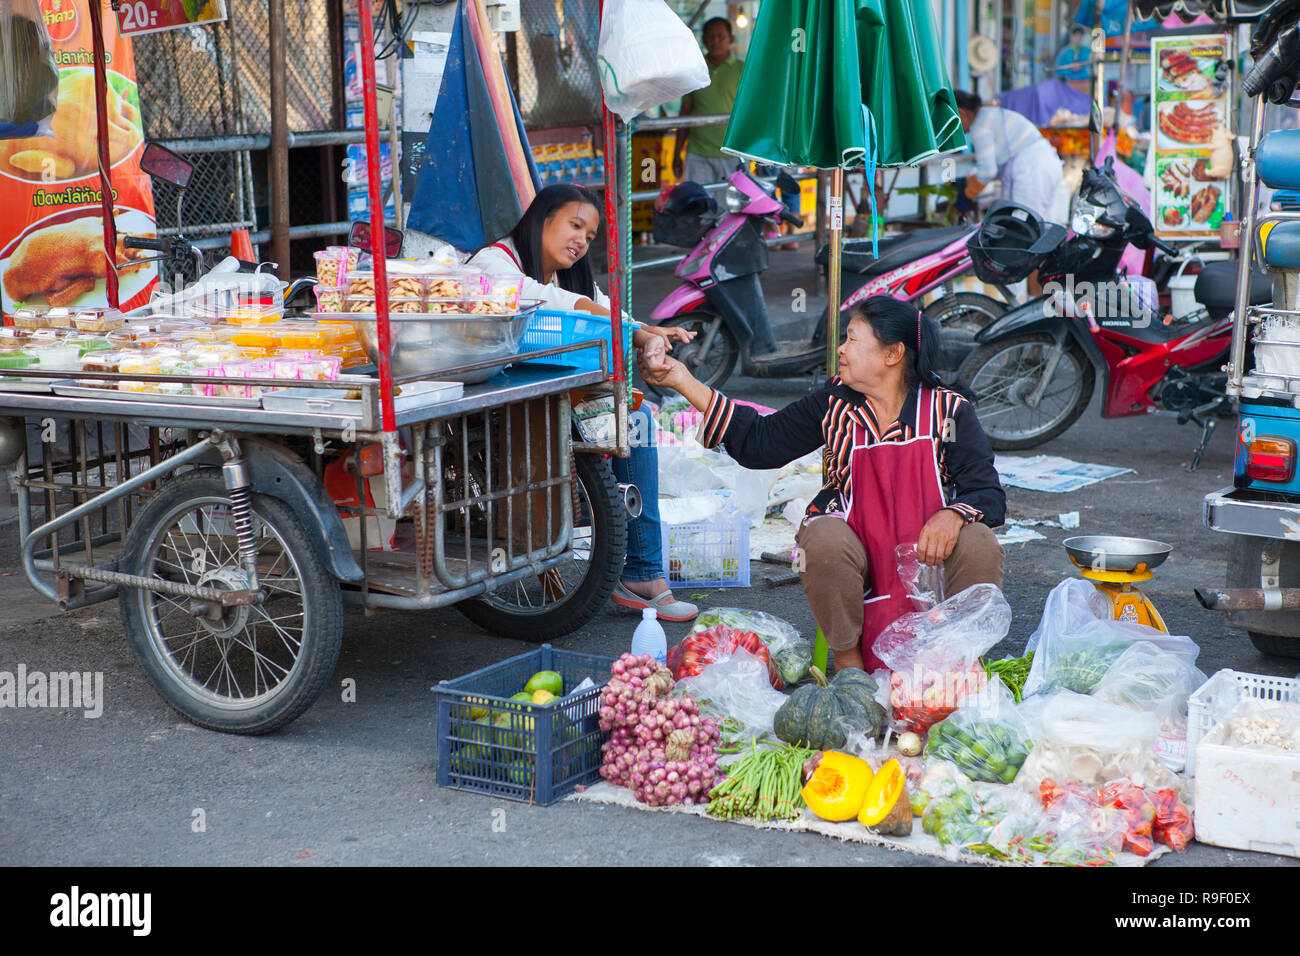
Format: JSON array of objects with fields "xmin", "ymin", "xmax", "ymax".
[
  {"xmin": 846, "ymin": 295, "xmax": 974, "ymax": 400},
  {"xmin": 953, "ymin": 89, "xmax": 983, "ymax": 113},
  {"xmin": 496, "ymin": 183, "xmax": 602, "ymax": 297}
]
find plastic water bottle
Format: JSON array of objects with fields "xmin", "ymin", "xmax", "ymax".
[{"xmin": 630, "ymin": 607, "xmax": 667, "ymax": 664}]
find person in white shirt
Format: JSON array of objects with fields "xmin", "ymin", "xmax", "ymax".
[
  {"xmin": 955, "ymin": 90, "xmax": 1064, "ymax": 224},
  {"xmin": 469, "ymin": 184, "xmax": 700, "ymax": 621}
]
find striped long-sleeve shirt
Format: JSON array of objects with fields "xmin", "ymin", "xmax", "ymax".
[{"xmin": 698, "ymin": 378, "xmax": 1006, "ymax": 527}]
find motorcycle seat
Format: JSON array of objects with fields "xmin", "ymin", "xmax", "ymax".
[
  {"xmin": 816, "ymin": 225, "xmax": 971, "ymax": 278},
  {"xmin": 1262, "ymin": 220, "xmax": 1300, "ymax": 270},
  {"xmin": 1193, "ymin": 260, "xmax": 1272, "ymax": 318},
  {"xmin": 1257, "ymin": 130, "xmax": 1300, "ymax": 191}
]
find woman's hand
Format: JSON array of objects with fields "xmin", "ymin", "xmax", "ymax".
[
  {"xmin": 916, "ymin": 508, "xmax": 966, "ymax": 566},
  {"xmin": 633, "ymin": 324, "xmax": 696, "ymax": 350}
]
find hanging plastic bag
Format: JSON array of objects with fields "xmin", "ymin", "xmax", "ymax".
[
  {"xmin": 691, "ymin": 607, "xmax": 811, "ymax": 685},
  {"xmin": 597, "ymin": 0, "xmax": 710, "ymax": 122},
  {"xmin": 668, "ymin": 623, "xmax": 782, "ymax": 689},
  {"xmin": 873, "ymin": 584, "xmax": 1010, "ymax": 732},
  {"xmin": 924, "ymin": 681, "xmax": 1034, "ymax": 784},
  {"xmin": 895, "ymin": 543, "xmax": 946, "ymax": 610},
  {"xmin": 1015, "ymin": 691, "xmax": 1180, "ymax": 794},
  {"xmin": 1022, "ymin": 615, "xmax": 1200, "ymax": 699},
  {"xmin": 0, "ymin": 0, "xmax": 59, "ymax": 132},
  {"xmin": 673, "ymin": 646, "xmax": 788, "ymax": 741}
]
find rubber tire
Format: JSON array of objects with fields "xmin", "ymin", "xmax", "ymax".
[
  {"xmin": 670, "ymin": 312, "xmax": 740, "ymax": 391},
  {"xmin": 922, "ymin": 292, "xmax": 1006, "ymax": 332},
  {"xmin": 119, "ymin": 470, "xmax": 343, "ymax": 735},
  {"xmin": 1248, "ymin": 632, "xmax": 1300, "ymax": 659},
  {"xmin": 957, "ymin": 333, "xmax": 1095, "ymax": 451},
  {"xmin": 457, "ymin": 452, "xmax": 626, "ymax": 642}
]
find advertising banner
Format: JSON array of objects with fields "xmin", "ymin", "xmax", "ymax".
[
  {"xmin": 0, "ymin": 0, "xmax": 157, "ymax": 318},
  {"xmin": 115, "ymin": 0, "xmax": 227, "ymax": 38},
  {"xmin": 1150, "ymin": 31, "xmax": 1233, "ymax": 242}
]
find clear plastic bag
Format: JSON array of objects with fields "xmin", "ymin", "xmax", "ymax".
[
  {"xmin": 1021, "ymin": 616, "xmax": 1201, "ymax": 699},
  {"xmin": 874, "ymin": 584, "xmax": 1009, "ymax": 732},
  {"xmin": 1024, "ymin": 579, "xmax": 1112, "ymax": 654},
  {"xmin": 1015, "ymin": 691, "xmax": 1180, "ymax": 794},
  {"xmin": 924, "ymin": 681, "xmax": 1034, "ymax": 783},
  {"xmin": 672, "ymin": 646, "xmax": 788, "ymax": 741},
  {"xmin": 1091, "ymin": 641, "xmax": 1206, "ymax": 720},
  {"xmin": 1224, "ymin": 697, "xmax": 1300, "ymax": 752},
  {"xmin": 895, "ymin": 543, "xmax": 946, "ymax": 610},
  {"xmin": 691, "ymin": 607, "xmax": 811, "ymax": 686},
  {"xmin": 0, "ymin": 0, "xmax": 58, "ymax": 131},
  {"xmin": 597, "ymin": 0, "xmax": 710, "ymax": 122}
]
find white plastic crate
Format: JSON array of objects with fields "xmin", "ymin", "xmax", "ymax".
[
  {"xmin": 661, "ymin": 504, "xmax": 750, "ymax": 588},
  {"xmin": 1186, "ymin": 669, "xmax": 1300, "ymax": 775},
  {"xmin": 1194, "ymin": 721, "xmax": 1300, "ymax": 858}
]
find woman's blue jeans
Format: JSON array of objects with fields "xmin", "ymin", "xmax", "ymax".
[{"xmin": 609, "ymin": 407, "xmax": 664, "ymax": 583}]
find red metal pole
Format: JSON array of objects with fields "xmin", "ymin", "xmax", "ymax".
[
  {"xmin": 358, "ymin": 0, "xmax": 395, "ymax": 432},
  {"xmin": 598, "ymin": 0, "xmax": 625, "ymax": 389},
  {"xmin": 88, "ymin": 0, "xmax": 119, "ymax": 309}
]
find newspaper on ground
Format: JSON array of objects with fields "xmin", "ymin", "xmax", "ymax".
[{"xmin": 995, "ymin": 455, "xmax": 1133, "ymax": 493}]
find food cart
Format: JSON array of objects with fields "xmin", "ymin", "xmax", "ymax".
[{"xmin": 0, "ymin": 0, "xmax": 631, "ymax": 733}]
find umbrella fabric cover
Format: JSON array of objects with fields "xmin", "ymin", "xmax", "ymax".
[
  {"xmin": 723, "ymin": 0, "xmax": 967, "ymax": 169},
  {"xmin": 407, "ymin": 0, "xmax": 534, "ymax": 251}
]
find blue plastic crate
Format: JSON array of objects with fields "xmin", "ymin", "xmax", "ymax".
[
  {"xmin": 516, "ymin": 309, "xmax": 632, "ymax": 374},
  {"xmin": 434, "ymin": 645, "xmax": 614, "ymax": 805},
  {"xmin": 661, "ymin": 504, "xmax": 751, "ymax": 588}
]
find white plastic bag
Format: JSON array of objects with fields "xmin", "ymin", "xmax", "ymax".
[
  {"xmin": 672, "ymin": 646, "xmax": 787, "ymax": 740},
  {"xmin": 597, "ymin": 0, "xmax": 710, "ymax": 122},
  {"xmin": 1024, "ymin": 579, "xmax": 1111, "ymax": 654}
]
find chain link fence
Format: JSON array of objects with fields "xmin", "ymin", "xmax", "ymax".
[{"xmin": 513, "ymin": 0, "xmax": 603, "ymax": 129}]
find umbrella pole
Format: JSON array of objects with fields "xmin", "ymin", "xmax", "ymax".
[{"xmin": 826, "ymin": 167, "xmax": 844, "ymax": 379}]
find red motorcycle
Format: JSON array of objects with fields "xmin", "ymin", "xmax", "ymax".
[{"xmin": 957, "ymin": 161, "xmax": 1273, "ymax": 469}]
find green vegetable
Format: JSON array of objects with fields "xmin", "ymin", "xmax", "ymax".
[
  {"xmin": 772, "ymin": 666, "xmax": 884, "ymax": 750},
  {"xmin": 707, "ymin": 739, "xmax": 815, "ymax": 822},
  {"xmin": 923, "ymin": 718, "xmax": 1033, "ymax": 783},
  {"xmin": 1044, "ymin": 646, "xmax": 1126, "ymax": 693},
  {"xmin": 981, "ymin": 652, "xmax": 1034, "ymax": 702}
]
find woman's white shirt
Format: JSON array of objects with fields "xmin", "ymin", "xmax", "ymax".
[{"xmin": 468, "ymin": 237, "xmax": 611, "ymax": 312}]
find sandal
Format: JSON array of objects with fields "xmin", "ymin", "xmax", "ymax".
[{"xmin": 611, "ymin": 581, "xmax": 699, "ymax": 622}]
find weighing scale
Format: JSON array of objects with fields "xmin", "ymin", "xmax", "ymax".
[{"xmin": 1062, "ymin": 535, "xmax": 1173, "ymax": 633}]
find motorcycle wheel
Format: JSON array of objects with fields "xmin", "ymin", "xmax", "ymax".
[
  {"xmin": 457, "ymin": 453, "xmax": 626, "ymax": 641},
  {"xmin": 922, "ymin": 292, "xmax": 1006, "ymax": 333},
  {"xmin": 668, "ymin": 312, "xmax": 740, "ymax": 391},
  {"xmin": 957, "ymin": 333, "xmax": 1094, "ymax": 450}
]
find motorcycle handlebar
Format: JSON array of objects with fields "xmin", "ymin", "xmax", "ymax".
[
  {"xmin": 780, "ymin": 210, "xmax": 804, "ymax": 227},
  {"xmin": 123, "ymin": 236, "xmax": 168, "ymax": 252},
  {"xmin": 1152, "ymin": 236, "xmax": 1180, "ymax": 256}
]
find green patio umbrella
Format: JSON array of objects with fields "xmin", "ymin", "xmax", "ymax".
[{"xmin": 723, "ymin": 0, "xmax": 968, "ymax": 374}]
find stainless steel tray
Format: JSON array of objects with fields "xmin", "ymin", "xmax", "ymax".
[
  {"xmin": 51, "ymin": 382, "xmax": 264, "ymax": 408},
  {"xmin": 259, "ymin": 379, "xmax": 463, "ymax": 417}
]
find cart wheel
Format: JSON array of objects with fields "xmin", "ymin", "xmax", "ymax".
[
  {"xmin": 118, "ymin": 470, "xmax": 343, "ymax": 734},
  {"xmin": 457, "ymin": 452, "xmax": 625, "ymax": 641},
  {"xmin": 1226, "ymin": 533, "xmax": 1300, "ymax": 659}
]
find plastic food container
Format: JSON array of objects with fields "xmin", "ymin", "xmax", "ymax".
[
  {"xmin": 0, "ymin": 350, "xmax": 37, "ymax": 371},
  {"xmin": 30, "ymin": 342, "xmax": 81, "ymax": 370},
  {"xmin": 314, "ymin": 285, "xmax": 346, "ymax": 313},
  {"xmin": 73, "ymin": 310, "xmax": 126, "ymax": 333},
  {"xmin": 79, "ymin": 351, "xmax": 124, "ymax": 387},
  {"xmin": 426, "ymin": 275, "xmax": 467, "ymax": 300},
  {"xmin": 12, "ymin": 310, "xmax": 51, "ymax": 330},
  {"xmin": 345, "ymin": 272, "xmax": 377, "ymax": 298},
  {"xmin": 45, "ymin": 308, "xmax": 74, "ymax": 329}
]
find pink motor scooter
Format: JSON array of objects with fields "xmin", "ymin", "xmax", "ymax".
[{"xmin": 647, "ymin": 169, "xmax": 1011, "ymax": 390}]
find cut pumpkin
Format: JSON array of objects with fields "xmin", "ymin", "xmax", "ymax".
[
  {"xmin": 858, "ymin": 758, "xmax": 913, "ymax": 835},
  {"xmin": 800, "ymin": 751, "xmax": 874, "ymax": 822}
]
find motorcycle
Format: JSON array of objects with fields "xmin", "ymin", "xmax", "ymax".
[
  {"xmin": 957, "ymin": 158, "xmax": 1273, "ymax": 469},
  {"xmin": 647, "ymin": 169, "xmax": 1009, "ymax": 390}
]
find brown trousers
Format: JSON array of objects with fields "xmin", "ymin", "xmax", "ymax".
[{"xmin": 795, "ymin": 515, "xmax": 1006, "ymax": 653}]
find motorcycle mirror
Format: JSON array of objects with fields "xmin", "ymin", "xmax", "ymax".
[
  {"xmin": 776, "ymin": 171, "xmax": 800, "ymax": 193},
  {"xmin": 1089, "ymin": 101, "xmax": 1103, "ymax": 134},
  {"xmin": 139, "ymin": 142, "xmax": 194, "ymax": 189},
  {"xmin": 1125, "ymin": 205, "xmax": 1155, "ymax": 247},
  {"xmin": 348, "ymin": 220, "xmax": 404, "ymax": 258}
]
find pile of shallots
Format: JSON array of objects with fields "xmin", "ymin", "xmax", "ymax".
[{"xmin": 598, "ymin": 653, "xmax": 721, "ymax": 807}]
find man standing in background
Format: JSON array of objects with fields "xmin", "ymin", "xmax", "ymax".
[
  {"xmin": 1054, "ymin": 25, "xmax": 1094, "ymax": 93},
  {"xmin": 675, "ymin": 17, "xmax": 744, "ymax": 184}
]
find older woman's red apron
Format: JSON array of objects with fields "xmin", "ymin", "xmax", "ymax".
[{"xmin": 845, "ymin": 388, "xmax": 946, "ymax": 670}]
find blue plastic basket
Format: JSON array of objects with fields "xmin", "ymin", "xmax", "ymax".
[
  {"xmin": 434, "ymin": 645, "xmax": 614, "ymax": 805},
  {"xmin": 516, "ymin": 309, "xmax": 632, "ymax": 374}
]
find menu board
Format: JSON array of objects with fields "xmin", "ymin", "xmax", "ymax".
[
  {"xmin": 1150, "ymin": 32, "xmax": 1233, "ymax": 241},
  {"xmin": 0, "ymin": 0, "xmax": 157, "ymax": 317}
]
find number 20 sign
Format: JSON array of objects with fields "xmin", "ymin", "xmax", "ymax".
[{"xmin": 116, "ymin": 0, "xmax": 227, "ymax": 38}]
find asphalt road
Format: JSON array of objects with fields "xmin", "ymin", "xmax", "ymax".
[{"xmin": 3, "ymin": 252, "xmax": 1299, "ymax": 867}]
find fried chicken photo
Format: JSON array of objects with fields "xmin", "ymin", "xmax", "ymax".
[{"xmin": 3, "ymin": 216, "xmax": 150, "ymax": 307}]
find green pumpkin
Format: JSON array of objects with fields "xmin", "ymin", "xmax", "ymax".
[{"xmin": 773, "ymin": 666, "xmax": 885, "ymax": 750}]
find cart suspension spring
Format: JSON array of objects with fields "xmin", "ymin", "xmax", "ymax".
[{"xmin": 228, "ymin": 483, "xmax": 261, "ymax": 589}]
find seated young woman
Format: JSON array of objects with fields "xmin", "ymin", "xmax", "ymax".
[
  {"xmin": 638, "ymin": 294, "xmax": 1008, "ymax": 669},
  {"xmin": 469, "ymin": 184, "xmax": 700, "ymax": 621}
]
